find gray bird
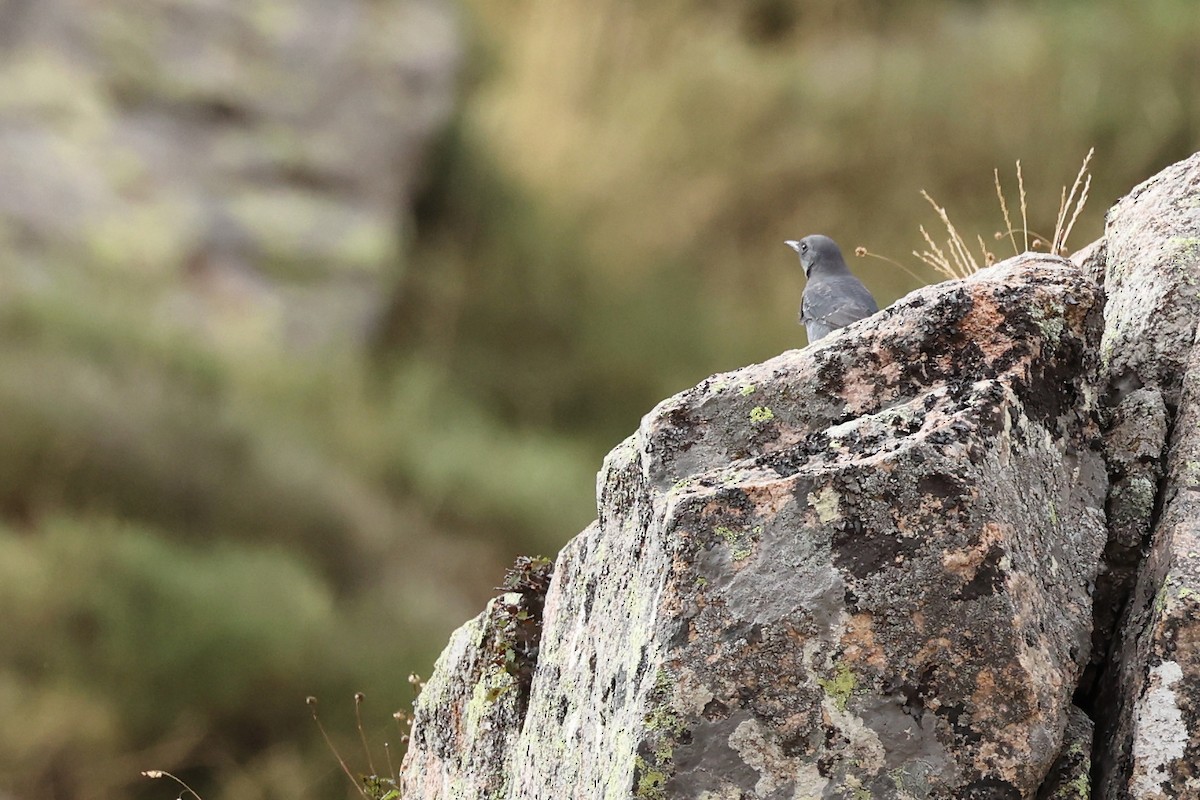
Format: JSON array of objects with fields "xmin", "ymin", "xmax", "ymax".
[{"xmin": 785, "ymin": 234, "xmax": 879, "ymax": 343}]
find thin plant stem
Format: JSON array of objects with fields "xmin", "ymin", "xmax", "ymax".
[
  {"xmin": 1017, "ymin": 160, "xmax": 1029, "ymax": 253},
  {"xmin": 308, "ymin": 697, "xmax": 369, "ymax": 800},
  {"xmin": 995, "ymin": 167, "xmax": 1018, "ymax": 257},
  {"xmin": 855, "ymin": 246, "xmax": 928, "ymax": 285},
  {"xmin": 354, "ymin": 693, "xmax": 376, "ymax": 777},
  {"xmin": 141, "ymin": 771, "xmax": 204, "ymax": 800}
]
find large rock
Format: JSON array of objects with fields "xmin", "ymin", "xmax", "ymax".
[
  {"xmin": 401, "ymin": 153, "xmax": 1200, "ymax": 799},
  {"xmin": 401, "ymin": 253, "xmax": 1111, "ymax": 798},
  {"xmin": 1094, "ymin": 153, "xmax": 1200, "ymax": 800},
  {"xmin": 0, "ymin": 0, "xmax": 458, "ymax": 345}
]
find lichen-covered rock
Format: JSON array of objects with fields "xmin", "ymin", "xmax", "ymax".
[
  {"xmin": 1084, "ymin": 387, "xmax": 1169, "ymax": 694},
  {"xmin": 0, "ymin": 0, "xmax": 458, "ymax": 345},
  {"xmin": 1099, "ymin": 154, "xmax": 1200, "ymax": 410},
  {"xmin": 399, "ymin": 592, "xmax": 535, "ymax": 800},
  {"xmin": 1095, "ymin": 152, "xmax": 1200, "ymax": 800},
  {"xmin": 1098, "ymin": 349, "xmax": 1200, "ymax": 800},
  {"xmin": 401, "ymin": 254, "xmax": 1110, "ymax": 798},
  {"xmin": 1037, "ymin": 706, "xmax": 1094, "ymax": 800}
]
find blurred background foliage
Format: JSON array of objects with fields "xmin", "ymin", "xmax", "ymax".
[{"xmin": 0, "ymin": 0, "xmax": 1197, "ymax": 798}]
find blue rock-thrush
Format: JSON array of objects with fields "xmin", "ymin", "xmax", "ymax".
[{"xmin": 785, "ymin": 235, "xmax": 879, "ymax": 343}]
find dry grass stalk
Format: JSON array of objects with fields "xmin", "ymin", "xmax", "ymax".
[
  {"xmin": 914, "ymin": 191, "xmax": 981, "ymax": 279},
  {"xmin": 1052, "ymin": 147, "xmax": 1094, "ymax": 254},
  {"xmin": 928, "ymin": 148, "xmax": 1095, "ymax": 279},
  {"xmin": 888, "ymin": 149, "xmax": 1094, "ymax": 283},
  {"xmin": 977, "ymin": 234, "xmax": 996, "ymax": 266},
  {"xmin": 994, "ymin": 167, "xmax": 1018, "ymax": 257},
  {"xmin": 1017, "ymin": 160, "xmax": 1029, "ymax": 253},
  {"xmin": 914, "ymin": 223, "xmax": 954, "ymax": 278},
  {"xmin": 855, "ymin": 245, "xmax": 929, "ymax": 285}
]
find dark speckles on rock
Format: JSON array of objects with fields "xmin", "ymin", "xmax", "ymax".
[
  {"xmin": 917, "ymin": 472, "xmax": 968, "ymax": 501},
  {"xmin": 962, "ymin": 777, "xmax": 1023, "ymax": 799},
  {"xmin": 702, "ymin": 698, "xmax": 729, "ymax": 721},
  {"xmin": 931, "ymin": 287, "xmax": 975, "ymax": 328},
  {"xmin": 832, "ymin": 517, "xmax": 923, "ymax": 579},
  {"xmin": 582, "ymin": 578, "xmax": 597, "ymax": 618},
  {"xmin": 668, "ymin": 619, "xmax": 693, "ymax": 650},
  {"xmin": 816, "ymin": 353, "xmax": 846, "ymax": 394}
]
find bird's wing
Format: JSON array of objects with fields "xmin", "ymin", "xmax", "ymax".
[{"xmin": 801, "ymin": 275, "xmax": 879, "ymax": 329}]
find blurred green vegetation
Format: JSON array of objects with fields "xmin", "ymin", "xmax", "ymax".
[{"xmin": 1, "ymin": 0, "xmax": 1198, "ymax": 799}]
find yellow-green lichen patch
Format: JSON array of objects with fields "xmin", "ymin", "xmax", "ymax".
[
  {"xmin": 1154, "ymin": 578, "xmax": 1174, "ymax": 614},
  {"xmin": 1169, "ymin": 237, "xmax": 1200, "ymax": 287},
  {"xmin": 1110, "ymin": 477, "xmax": 1155, "ymax": 529},
  {"xmin": 1027, "ymin": 301, "xmax": 1065, "ymax": 343},
  {"xmin": 818, "ymin": 661, "xmax": 857, "ymax": 711},
  {"xmin": 635, "ymin": 668, "xmax": 686, "ymax": 797},
  {"xmin": 808, "ymin": 487, "xmax": 841, "ymax": 522},
  {"xmin": 750, "ymin": 406, "xmax": 775, "ymax": 423},
  {"xmin": 739, "ymin": 384, "xmax": 756, "ymax": 396},
  {"xmin": 1065, "ymin": 771, "xmax": 1090, "ymax": 799},
  {"xmin": 1064, "ymin": 742, "xmax": 1091, "ymax": 799},
  {"xmin": 842, "ymin": 774, "xmax": 871, "ymax": 800},
  {"xmin": 1100, "ymin": 333, "xmax": 1118, "ymax": 371},
  {"xmin": 634, "ymin": 756, "xmax": 668, "ymax": 799},
  {"xmin": 721, "ymin": 469, "xmax": 748, "ymax": 487},
  {"xmin": 887, "ymin": 759, "xmax": 940, "ymax": 798},
  {"xmin": 466, "ymin": 665, "xmax": 516, "ymax": 731},
  {"xmin": 715, "ymin": 525, "xmax": 759, "ymax": 561}
]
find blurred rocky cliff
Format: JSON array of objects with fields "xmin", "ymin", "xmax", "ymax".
[
  {"xmin": 0, "ymin": 2, "xmax": 463, "ymax": 798},
  {"xmin": 0, "ymin": 0, "xmax": 458, "ymax": 346}
]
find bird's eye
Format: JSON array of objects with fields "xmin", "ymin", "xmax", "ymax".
[{"xmin": 800, "ymin": 242, "xmax": 808, "ymax": 252}]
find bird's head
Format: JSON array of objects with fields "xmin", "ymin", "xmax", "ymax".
[{"xmin": 785, "ymin": 234, "xmax": 846, "ymax": 278}]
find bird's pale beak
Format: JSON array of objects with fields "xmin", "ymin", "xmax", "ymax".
[{"xmin": 785, "ymin": 240, "xmax": 801, "ymax": 252}]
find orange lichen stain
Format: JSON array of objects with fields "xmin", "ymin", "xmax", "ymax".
[
  {"xmin": 841, "ymin": 613, "xmax": 887, "ymax": 671},
  {"xmin": 743, "ymin": 480, "xmax": 796, "ymax": 518},
  {"xmin": 700, "ymin": 500, "xmax": 730, "ymax": 518},
  {"xmin": 841, "ymin": 359, "xmax": 903, "ymax": 416},
  {"xmin": 942, "ymin": 522, "xmax": 1007, "ymax": 578},
  {"xmin": 913, "ymin": 636, "xmax": 953, "ymax": 660},
  {"xmin": 974, "ymin": 735, "xmax": 1028, "ymax": 785},
  {"xmin": 973, "ymin": 668, "xmax": 997, "ymax": 701},
  {"xmin": 958, "ymin": 292, "xmax": 1013, "ymax": 358}
]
